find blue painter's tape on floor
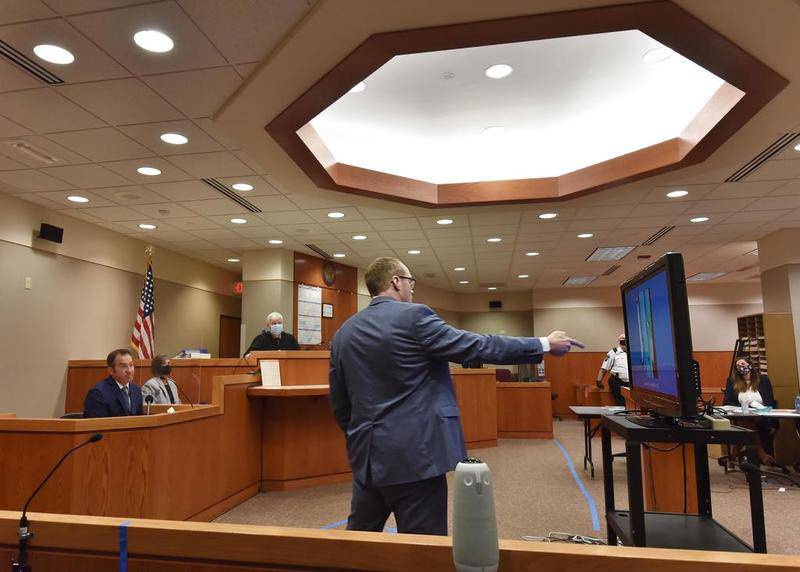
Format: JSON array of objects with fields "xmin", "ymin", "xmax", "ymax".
[
  {"xmin": 119, "ymin": 520, "xmax": 131, "ymax": 572},
  {"xmin": 554, "ymin": 439, "xmax": 601, "ymax": 531},
  {"xmin": 321, "ymin": 518, "xmax": 348, "ymax": 529}
]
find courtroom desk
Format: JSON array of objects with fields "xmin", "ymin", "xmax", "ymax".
[
  {"xmin": 0, "ymin": 375, "xmax": 261, "ymax": 522},
  {"xmin": 451, "ymin": 368, "xmax": 498, "ymax": 449},
  {"xmin": 249, "ymin": 350, "xmax": 328, "ymax": 386},
  {"xmin": 66, "ymin": 358, "xmax": 256, "ymax": 413},
  {"xmin": 2, "ymin": 511, "xmax": 797, "ymax": 572},
  {"xmin": 496, "ymin": 382, "xmax": 553, "ymax": 439}
]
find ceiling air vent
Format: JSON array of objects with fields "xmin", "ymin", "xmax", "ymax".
[
  {"xmin": 305, "ymin": 244, "xmax": 332, "ymax": 259},
  {"xmin": 726, "ymin": 133, "xmax": 800, "ymax": 182},
  {"xmin": 641, "ymin": 226, "xmax": 674, "ymax": 246},
  {"xmin": 202, "ymin": 178, "xmax": 262, "ymax": 213},
  {"xmin": 0, "ymin": 40, "xmax": 63, "ymax": 85},
  {"xmin": 601, "ymin": 264, "xmax": 622, "ymax": 276}
]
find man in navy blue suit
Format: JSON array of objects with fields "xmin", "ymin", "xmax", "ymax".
[
  {"xmin": 329, "ymin": 257, "xmax": 583, "ymax": 535},
  {"xmin": 83, "ymin": 349, "xmax": 144, "ymax": 418}
]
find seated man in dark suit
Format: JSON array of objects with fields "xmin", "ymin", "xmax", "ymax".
[{"xmin": 83, "ymin": 349, "xmax": 144, "ymax": 418}]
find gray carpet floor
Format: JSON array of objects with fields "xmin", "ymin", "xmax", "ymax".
[{"xmin": 214, "ymin": 419, "xmax": 800, "ymax": 555}]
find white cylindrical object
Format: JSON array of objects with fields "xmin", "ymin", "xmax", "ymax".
[
  {"xmin": 452, "ymin": 458, "xmax": 499, "ymax": 572},
  {"xmin": 741, "ymin": 398, "xmax": 749, "ymax": 414}
]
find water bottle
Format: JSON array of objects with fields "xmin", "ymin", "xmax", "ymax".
[
  {"xmin": 741, "ymin": 398, "xmax": 749, "ymax": 414},
  {"xmin": 794, "ymin": 394, "xmax": 800, "ymax": 414}
]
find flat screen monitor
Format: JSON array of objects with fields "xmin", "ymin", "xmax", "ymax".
[{"xmin": 620, "ymin": 252, "xmax": 698, "ymax": 418}]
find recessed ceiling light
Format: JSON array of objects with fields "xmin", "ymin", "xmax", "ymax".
[
  {"xmin": 227, "ymin": 258, "xmax": 240, "ymax": 263},
  {"xmin": 486, "ymin": 237, "xmax": 502, "ymax": 243},
  {"xmin": 517, "ymin": 274, "xmax": 529, "ymax": 278},
  {"xmin": 33, "ymin": 44, "xmax": 75, "ymax": 65},
  {"xmin": 538, "ymin": 213, "xmax": 558, "ymax": 219},
  {"xmin": 327, "ymin": 212, "xmax": 345, "ymax": 219},
  {"xmin": 232, "ymin": 182, "xmax": 253, "ymax": 191},
  {"xmin": 66, "ymin": 195, "xmax": 89, "ymax": 203},
  {"xmin": 230, "ymin": 218, "xmax": 247, "ymax": 224},
  {"xmin": 794, "ymin": 143, "xmax": 800, "ymax": 152},
  {"xmin": 687, "ymin": 272, "xmax": 727, "ymax": 282},
  {"xmin": 525, "ymin": 251, "xmax": 539, "ymax": 257},
  {"xmin": 437, "ymin": 218, "xmax": 453, "ymax": 225},
  {"xmin": 352, "ymin": 235, "xmax": 367, "ymax": 240},
  {"xmin": 690, "ymin": 216, "xmax": 709, "ymax": 223},
  {"xmin": 333, "ymin": 253, "xmax": 346, "ymax": 258},
  {"xmin": 160, "ymin": 133, "xmax": 187, "ymax": 145},
  {"xmin": 643, "ymin": 46, "xmax": 673, "ymax": 63},
  {"xmin": 268, "ymin": 239, "xmax": 283, "ymax": 245},
  {"xmin": 349, "ymin": 82, "xmax": 366, "ymax": 93},
  {"xmin": 586, "ymin": 246, "xmax": 636, "ymax": 262},
  {"xmin": 482, "ymin": 126, "xmax": 504, "ymax": 136},
  {"xmin": 563, "ymin": 275, "xmax": 597, "ymax": 286},
  {"xmin": 454, "ymin": 267, "xmax": 465, "ymax": 271},
  {"xmin": 485, "ymin": 64, "xmax": 513, "ymax": 79},
  {"xmin": 487, "ymin": 287, "xmax": 497, "ymax": 291},
  {"xmin": 137, "ymin": 166, "xmax": 161, "ymax": 176},
  {"xmin": 138, "ymin": 223, "xmax": 157, "ymax": 230},
  {"xmin": 577, "ymin": 233, "xmax": 594, "ymax": 238},
  {"xmin": 407, "ymin": 249, "xmax": 421, "ymax": 254},
  {"xmin": 459, "ymin": 280, "xmax": 469, "ymax": 284},
  {"xmin": 666, "ymin": 190, "xmax": 689, "ymax": 198},
  {"xmin": 133, "ymin": 30, "xmax": 174, "ymax": 53}
]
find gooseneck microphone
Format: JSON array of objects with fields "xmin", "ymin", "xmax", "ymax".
[
  {"xmin": 14, "ymin": 433, "xmax": 103, "ymax": 571},
  {"xmin": 174, "ymin": 382, "xmax": 194, "ymax": 408},
  {"xmin": 145, "ymin": 394, "xmax": 154, "ymax": 415}
]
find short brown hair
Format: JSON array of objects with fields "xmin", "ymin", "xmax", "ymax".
[
  {"xmin": 106, "ymin": 348, "xmax": 133, "ymax": 368},
  {"xmin": 365, "ymin": 257, "xmax": 405, "ymax": 296},
  {"xmin": 151, "ymin": 354, "xmax": 169, "ymax": 375}
]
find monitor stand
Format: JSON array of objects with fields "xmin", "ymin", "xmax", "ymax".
[{"xmin": 627, "ymin": 413, "xmax": 676, "ymax": 429}]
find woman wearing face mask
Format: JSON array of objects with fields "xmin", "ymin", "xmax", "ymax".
[
  {"xmin": 142, "ymin": 355, "xmax": 182, "ymax": 405},
  {"xmin": 244, "ymin": 311, "xmax": 300, "ymax": 356},
  {"xmin": 723, "ymin": 357, "xmax": 778, "ymax": 465}
]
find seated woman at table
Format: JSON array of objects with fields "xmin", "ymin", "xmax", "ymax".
[{"xmin": 723, "ymin": 357, "xmax": 778, "ymax": 465}]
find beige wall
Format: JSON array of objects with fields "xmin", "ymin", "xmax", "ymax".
[{"xmin": 0, "ymin": 195, "xmax": 242, "ymax": 418}]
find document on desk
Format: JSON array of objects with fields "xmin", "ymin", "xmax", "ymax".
[{"xmin": 260, "ymin": 359, "xmax": 282, "ymax": 387}]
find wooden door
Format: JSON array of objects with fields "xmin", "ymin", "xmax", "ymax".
[{"xmin": 219, "ymin": 315, "xmax": 242, "ymax": 358}]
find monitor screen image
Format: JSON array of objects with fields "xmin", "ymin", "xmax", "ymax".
[{"xmin": 623, "ymin": 267, "xmax": 679, "ymax": 399}]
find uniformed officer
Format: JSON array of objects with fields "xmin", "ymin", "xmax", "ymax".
[{"xmin": 595, "ymin": 334, "xmax": 629, "ymax": 406}]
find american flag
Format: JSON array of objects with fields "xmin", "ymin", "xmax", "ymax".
[{"xmin": 131, "ymin": 259, "xmax": 155, "ymax": 359}]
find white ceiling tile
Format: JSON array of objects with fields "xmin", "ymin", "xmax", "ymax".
[
  {"xmin": 232, "ymin": 149, "xmax": 267, "ymax": 173},
  {"xmin": 768, "ymin": 181, "xmax": 800, "ymax": 196},
  {"xmin": 0, "ymin": 1, "xmax": 55, "ymax": 23},
  {"xmin": 706, "ymin": 181, "xmax": 785, "ymax": 199},
  {"xmin": 119, "ymin": 120, "xmax": 224, "ymax": 155},
  {"xmin": 62, "ymin": 208, "xmax": 103, "ymax": 223},
  {"xmin": 167, "ymin": 151, "xmax": 252, "ymax": 178},
  {"xmin": 470, "ymin": 225, "xmax": 518, "ymax": 237},
  {"xmin": 257, "ymin": 210, "xmax": 314, "ymax": 225},
  {"xmin": 303, "ymin": 206, "xmax": 363, "ymax": 222},
  {"xmin": 0, "ymin": 18, "xmax": 129, "ymax": 83},
  {"xmin": 210, "ymin": 237, "xmax": 262, "ymax": 249},
  {"xmin": 245, "ymin": 194, "xmax": 298, "ymax": 212},
  {"xmin": 206, "ymin": 214, "xmax": 261, "ymax": 227},
  {"xmin": 214, "ymin": 175, "xmax": 279, "ymax": 197},
  {"xmin": 181, "ymin": 198, "xmax": 247, "ymax": 216},
  {"xmin": 142, "ymin": 66, "xmax": 242, "ymax": 118},
  {"xmin": 378, "ymin": 230, "xmax": 426, "ymax": 241},
  {"xmin": 36, "ymin": 189, "xmax": 116, "ymax": 207},
  {"xmin": 0, "ymin": 115, "xmax": 33, "ymax": 138},
  {"xmin": 79, "ymin": 205, "xmax": 148, "ymax": 221},
  {"xmin": 234, "ymin": 62, "xmax": 258, "ymax": 78},
  {"xmin": 468, "ymin": 211, "xmax": 522, "ymax": 225},
  {"xmin": 638, "ymin": 184, "xmax": 717, "ymax": 203},
  {"xmin": 0, "ymin": 169, "xmax": 74, "ymax": 191},
  {"xmin": 90, "ymin": 184, "xmax": 170, "ymax": 205},
  {"xmin": 3, "ymin": 135, "xmax": 91, "ymax": 167},
  {"xmin": 226, "ymin": 225, "xmax": 280, "ymax": 239},
  {"xmin": 12, "ymin": 192, "xmax": 65, "ymax": 210},
  {"xmin": 69, "ymin": 2, "xmax": 227, "ymax": 75},
  {"xmin": 144, "ymin": 180, "xmax": 218, "ymax": 202},
  {"xmin": 188, "ymin": 228, "xmax": 241, "ymax": 240},
  {"xmin": 374, "ymin": 218, "xmax": 421, "ymax": 231},
  {"xmin": 110, "ymin": 220, "xmax": 177, "ymax": 233},
  {"xmin": 192, "ymin": 117, "xmax": 240, "ymax": 150},
  {"xmin": 566, "ymin": 218, "xmax": 622, "ymax": 231},
  {"xmin": 423, "ymin": 227, "xmax": 472, "ymax": 239},
  {"xmin": 45, "ymin": 1, "xmax": 156, "ymax": 15},
  {"xmin": 41, "ymin": 163, "xmax": 132, "ymax": 188},
  {"xmin": 167, "ymin": 217, "xmax": 221, "ymax": 230},
  {"xmin": 690, "ymin": 198, "xmax": 756, "ymax": 214},
  {"xmin": 747, "ymin": 195, "xmax": 800, "ymax": 211},
  {"xmin": 57, "ymin": 78, "xmax": 183, "ymax": 125},
  {"xmin": 46, "ymin": 128, "xmax": 153, "ymax": 162},
  {"xmin": 130, "ymin": 202, "xmax": 201, "ymax": 219},
  {"xmin": 101, "ymin": 157, "xmax": 192, "ymax": 183},
  {"xmin": 322, "ymin": 220, "xmax": 374, "ymax": 233},
  {"xmin": 0, "ymin": 154, "xmax": 27, "ymax": 170},
  {"xmin": 744, "ymin": 159, "xmax": 800, "ymax": 181},
  {"xmin": 0, "ymin": 89, "xmax": 105, "ymax": 132},
  {"xmin": 574, "ymin": 205, "xmax": 635, "ymax": 219},
  {"xmin": 0, "ymin": 59, "xmax": 41, "ymax": 92}
]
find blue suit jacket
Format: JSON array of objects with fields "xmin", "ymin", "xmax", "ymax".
[
  {"xmin": 329, "ymin": 296, "xmax": 545, "ymax": 487},
  {"xmin": 83, "ymin": 376, "xmax": 144, "ymax": 418}
]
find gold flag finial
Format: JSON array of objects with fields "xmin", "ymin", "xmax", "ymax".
[{"xmin": 145, "ymin": 244, "xmax": 154, "ymax": 258}]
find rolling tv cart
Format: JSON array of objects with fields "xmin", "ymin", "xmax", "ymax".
[{"xmin": 601, "ymin": 414, "xmax": 766, "ymax": 553}]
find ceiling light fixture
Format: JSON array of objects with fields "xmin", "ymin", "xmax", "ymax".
[
  {"xmin": 33, "ymin": 44, "xmax": 75, "ymax": 65},
  {"xmin": 666, "ymin": 190, "xmax": 689, "ymax": 198},
  {"xmin": 563, "ymin": 276, "xmax": 597, "ymax": 286},
  {"xmin": 525, "ymin": 252, "xmax": 539, "ymax": 257},
  {"xmin": 687, "ymin": 272, "xmax": 727, "ymax": 282},
  {"xmin": 436, "ymin": 218, "xmax": 453, "ymax": 225},
  {"xmin": 133, "ymin": 30, "xmax": 174, "ymax": 53},
  {"xmin": 586, "ymin": 246, "xmax": 636, "ymax": 262},
  {"xmin": 577, "ymin": 233, "xmax": 594, "ymax": 238},
  {"xmin": 690, "ymin": 216, "xmax": 709, "ymax": 223},
  {"xmin": 352, "ymin": 235, "xmax": 367, "ymax": 240},
  {"xmin": 482, "ymin": 126, "xmax": 504, "ymax": 136},
  {"xmin": 349, "ymin": 82, "xmax": 366, "ymax": 93},
  {"xmin": 138, "ymin": 223, "xmax": 157, "ymax": 230},
  {"xmin": 485, "ymin": 64, "xmax": 513, "ymax": 79},
  {"xmin": 454, "ymin": 267, "xmax": 465, "ymax": 271},
  {"xmin": 232, "ymin": 183, "xmax": 253, "ymax": 191},
  {"xmin": 517, "ymin": 274, "xmax": 529, "ymax": 278},
  {"xmin": 137, "ymin": 166, "xmax": 161, "ymax": 176},
  {"xmin": 230, "ymin": 218, "xmax": 247, "ymax": 224},
  {"xmin": 407, "ymin": 250, "xmax": 421, "ymax": 254},
  {"xmin": 643, "ymin": 46, "xmax": 673, "ymax": 63},
  {"xmin": 487, "ymin": 287, "xmax": 497, "ymax": 291},
  {"xmin": 794, "ymin": 143, "xmax": 800, "ymax": 152},
  {"xmin": 538, "ymin": 213, "xmax": 558, "ymax": 219},
  {"xmin": 160, "ymin": 133, "xmax": 187, "ymax": 145},
  {"xmin": 486, "ymin": 237, "xmax": 502, "ymax": 243},
  {"xmin": 66, "ymin": 195, "xmax": 89, "ymax": 203},
  {"xmin": 459, "ymin": 280, "xmax": 469, "ymax": 284},
  {"xmin": 327, "ymin": 212, "xmax": 345, "ymax": 219},
  {"xmin": 268, "ymin": 239, "xmax": 283, "ymax": 245},
  {"xmin": 333, "ymin": 253, "xmax": 346, "ymax": 258},
  {"xmin": 227, "ymin": 258, "xmax": 240, "ymax": 263}
]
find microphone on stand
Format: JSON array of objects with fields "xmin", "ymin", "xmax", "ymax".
[
  {"xmin": 145, "ymin": 394, "xmax": 154, "ymax": 416},
  {"xmin": 13, "ymin": 433, "xmax": 104, "ymax": 571},
  {"xmin": 174, "ymin": 382, "xmax": 194, "ymax": 408}
]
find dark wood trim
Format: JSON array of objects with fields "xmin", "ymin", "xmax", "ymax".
[{"xmin": 266, "ymin": 1, "xmax": 787, "ymax": 207}]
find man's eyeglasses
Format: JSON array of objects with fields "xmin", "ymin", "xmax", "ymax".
[{"xmin": 396, "ymin": 275, "xmax": 416, "ymax": 287}]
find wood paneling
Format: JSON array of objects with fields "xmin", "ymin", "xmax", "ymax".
[
  {"xmin": 249, "ymin": 350, "xmax": 328, "ymax": 386},
  {"xmin": 2, "ymin": 511, "xmax": 797, "ymax": 572},
  {"xmin": 642, "ymin": 443, "xmax": 699, "ymax": 514},
  {"xmin": 0, "ymin": 376, "xmax": 261, "ymax": 521},
  {"xmin": 451, "ymin": 370, "xmax": 498, "ymax": 447},
  {"xmin": 496, "ymin": 382, "xmax": 553, "ymax": 438}
]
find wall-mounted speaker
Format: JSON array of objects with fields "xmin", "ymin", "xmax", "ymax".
[
  {"xmin": 39, "ymin": 223, "xmax": 63, "ymax": 244},
  {"xmin": 488, "ymin": 300, "xmax": 502, "ymax": 310}
]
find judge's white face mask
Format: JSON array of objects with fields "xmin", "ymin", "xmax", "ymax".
[{"xmin": 270, "ymin": 323, "xmax": 283, "ymax": 336}]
